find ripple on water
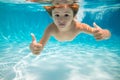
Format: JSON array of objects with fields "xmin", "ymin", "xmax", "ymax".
[{"xmin": 0, "ymin": 41, "xmax": 120, "ymax": 80}]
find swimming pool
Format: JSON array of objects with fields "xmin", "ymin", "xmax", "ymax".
[{"xmin": 0, "ymin": 0, "xmax": 120, "ymax": 80}]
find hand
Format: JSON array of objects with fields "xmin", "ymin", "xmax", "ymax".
[
  {"xmin": 30, "ymin": 33, "xmax": 43, "ymax": 55},
  {"xmin": 93, "ymin": 22, "xmax": 111, "ymax": 40}
]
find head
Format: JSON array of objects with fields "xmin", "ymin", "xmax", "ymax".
[{"xmin": 44, "ymin": 4, "xmax": 79, "ymax": 31}]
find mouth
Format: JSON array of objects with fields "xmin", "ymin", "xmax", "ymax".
[{"xmin": 58, "ymin": 23, "xmax": 66, "ymax": 28}]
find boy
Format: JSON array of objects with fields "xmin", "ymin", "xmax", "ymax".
[{"xmin": 30, "ymin": 4, "xmax": 111, "ymax": 55}]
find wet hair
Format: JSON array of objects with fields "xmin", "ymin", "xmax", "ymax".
[{"xmin": 44, "ymin": 3, "xmax": 79, "ymax": 17}]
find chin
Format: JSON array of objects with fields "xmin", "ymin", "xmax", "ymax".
[
  {"xmin": 59, "ymin": 26, "xmax": 65, "ymax": 28},
  {"xmin": 57, "ymin": 25, "xmax": 66, "ymax": 29},
  {"xmin": 58, "ymin": 28, "xmax": 68, "ymax": 32}
]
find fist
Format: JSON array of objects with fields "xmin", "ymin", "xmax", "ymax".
[
  {"xmin": 30, "ymin": 33, "xmax": 43, "ymax": 55},
  {"xmin": 93, "ymin": 22, "xmax": 111, "ymax": 40}
]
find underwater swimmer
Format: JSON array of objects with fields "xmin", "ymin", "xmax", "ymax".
[{"xmin": 30, "ymin": 4, "xmax": 111, "ymax": 55}]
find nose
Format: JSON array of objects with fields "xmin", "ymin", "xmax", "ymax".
[
  {"xmin": 58, "ymin": 17, "xmax": 65, "ymax": 23},
  {"xmin": 59, "ymin": 17, "xmax": 64, "ymax": 20},
  {"xmin": 58, "ymin": 20, "xmax": 65, "ymax": 24}
]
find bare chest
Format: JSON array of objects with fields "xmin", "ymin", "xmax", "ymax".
[{"xmin": 53, "ymin": 30, "xmax": 80, "ymax": 42}]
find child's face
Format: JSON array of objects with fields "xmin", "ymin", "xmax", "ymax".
[
  {"xmin": 52, "ymin": 0, "xmax": 74, "ymax": 5},
  {"xmin": 52, "ymin": 7, "xmax": 74, "ymax": 31}
]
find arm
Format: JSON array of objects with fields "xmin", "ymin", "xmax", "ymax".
[
  {"xmin": 30, "ymin": 24, "xmax": 52, "ymax": 55},
  {"xmin": 92, "ymin": 23, "xmax": 111, "ymax": 40},
  {"xmin": 39, "ymin": 25, "xmax": 52, "ymax": 48},
  {"xmin": 79, "ymin": 23, "xmax": 94, "ymax": 34},
  {"xmin": 79, "ymin": 22, "xmax": 111, "ymax": 40}
]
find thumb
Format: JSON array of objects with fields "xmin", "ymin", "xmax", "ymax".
[
  {"xmin": 31, "ymin": 33, "xmax": 37, "ymax": 43},
  {"xmin": 93, "ymin": 22, "xmax": 102, "ymax": 29}
]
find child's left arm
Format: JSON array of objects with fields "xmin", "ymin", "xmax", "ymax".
[
  {"xmin": 80, "ymin": 22, "xmax": 111, "ymax": 40},
  {"xmin": 92, "ymin": 23, "xmax": 111, "ymax": 40}
]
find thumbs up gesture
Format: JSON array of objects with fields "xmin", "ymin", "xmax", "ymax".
[
  {"xmin": 93, "ymin": 22, "xmax": 111, "ymax": 40},
  {"xmin": 30, "ymin": 33, "xmax": 43, "ymax": 55}
]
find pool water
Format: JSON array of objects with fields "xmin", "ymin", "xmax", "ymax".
[{"xmin": 0, "ymin": 0, "xmax": 120, "ymax": 80}]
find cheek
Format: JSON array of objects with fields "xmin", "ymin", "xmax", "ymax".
[
  {"xmin": 53, "ymin": 17, "xmax": 59, "ymax": 24},
  {"xmin": 53, "ymin": 17, "xmax": 59, "ymax": 23},
  {"xmin": 68, "ymin": 16, "xmax": 72, "ymax": 19},
  {"xmin": 66, "ymin": 16, "xmax": 73, "ymax": 22}
]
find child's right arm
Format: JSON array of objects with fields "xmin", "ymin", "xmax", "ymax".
[{"xmin": 30, "ymin": 25, "xmax": 52, "ymax": 55}]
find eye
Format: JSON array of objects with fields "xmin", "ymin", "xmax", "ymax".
[
  {"xmin": 64, "ymin": 14, "xmax": 69, "ymax": 17},
  {"xmin": 53, "ymin": 2, "xmax": 59, "ymax": 5},
  {"xmin": 56, "ymin": 3, "xmax": 59, "ymax": 5},
  {"xmin": 55, "ymin": 14, "xmax": 60, "ymax": 17}
]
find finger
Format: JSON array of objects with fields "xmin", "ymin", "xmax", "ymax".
[
  {"xmin": 94, "ymin": 29, "xmax": 99, "ymax": 33},
  {"xmin": 35, "ymin": 45, "xmax": 42, "ymax": 49},
  {"xmin": 33, "ymin": 45, "xmax": 42, "ymax": 50},
  {"xmin": 32, "ymin": 47, "xmax": 39, "ymax": 51},
  {"xmin": 93, "ymin": 22, "xmax": 102, "ymax": 29},
  {"xmin": 31, "ymin": 33, "xmax": 36, "ymax": 43},
  {"xmin": 32, "ymin": 49, "xmax": 41, "ymax": 53},
  {"xmin": 32, "ymin": 49, "xmax": 41, "ymax": 52},
  {"xmin": 96, "ymin": 38, "xmax": 102, "ymax": 40},
  {"xmin": 32, "ymin": 51, "xmax": 40, "ymax": 55},
  {"xmin": 95, "ymin": 36, "xmax": 103, "ymax": 40},
  {"xmin": 36, "ymin": 43, "xmax": 42, "ymax": 47},
  {"xmin": 94, "ymin": 33, "xmax": 102, "ymax": 37},
  {"xmin": 94, "ymin": 27, "xmax": 102, "ymax": 33},
  {"xmin": 34, "ymin": 44, "xmax": 42, "ymax": 48},
  {"xmin": 30, "ymin": 43, "xmax": 35, "ymax": 50}
]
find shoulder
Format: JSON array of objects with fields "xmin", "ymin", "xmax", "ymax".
[
  {"xmin": 45, "ymin": 23, "xmax": 56, "ymax": 35},
  {"xmin": 75, "ymin": 22, "xmax": 88, "ymax": 27},
  {"xmin": 74, "ymin": 21, "xmax": 83, "ymax": 29},
  {"xmin": 46, "ymin": 23, "xmax": 56, "ymax": 31},
  {"xmin": 75, "ymin": 21, "xmax": 90, "ymax": 30}
]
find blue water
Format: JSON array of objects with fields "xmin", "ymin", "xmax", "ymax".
[{"xmin": 0, "ymin": 0, "xmax": 120, "ymax": 80}]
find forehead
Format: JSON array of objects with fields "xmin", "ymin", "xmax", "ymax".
[{"xmin": 52, "ymin": 7, "xmax": 73, "ymax": 13}]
